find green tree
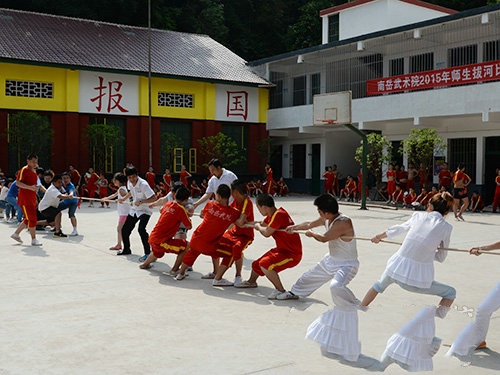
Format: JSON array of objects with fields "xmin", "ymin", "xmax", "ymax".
[
  {"xmin": 7, "ymin": 111, "xmax": 53, "ymax": 171},
  {"xmin": 86, "ymin": 122, "xmax": 124, "ymax": 173},
  {"xmin": 354, "ymin": 132, "xmax": 392, "ymax": 190},
  {"xmin": 400, "ymin": 128, "xmax": 445, "ymax": 177},
  {"xmin": 160, "ymin": 132, "xmax": 184, "ymax": 170},
  {"xmin": 197, "ymin": 132, "xmax": 246, "ymax": 170}
]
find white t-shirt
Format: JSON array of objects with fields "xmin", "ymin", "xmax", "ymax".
[
  {"xmin": 127, "ymin": 177, "xmax": 155, "ymax": 217},
  {"xmin": 0, "ymin": 186, "xmax": 9, "ymax": 201},
  {"xmin": 206, "ymin": 168, "xmax": 237, "ymax": 195},
  {"xmin": 38, "ymin": 184, "xmax": 62, "ymax": 211},
  {"xmin": 117, "ymin": 186, "xmax": 130, "ymax": 216}
]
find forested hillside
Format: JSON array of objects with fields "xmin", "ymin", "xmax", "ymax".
[{"xmin": 1, "ymin": 0, "xmax": 496, "ymax": 60}]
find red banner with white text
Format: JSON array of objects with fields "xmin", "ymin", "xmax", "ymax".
[{"xmin": 366, "ymin": 60, "xmax": 500, "ymax": 96}]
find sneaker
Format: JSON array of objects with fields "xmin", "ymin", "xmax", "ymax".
[
  {"xmin": 201, "ymin": 272, "xmax": 216, "ymax": 279},
  {"xmin": 458, "ymin": 214, "xmax": 465, "ymax": 221},
  {"xmin": 267, "ymin": 289, "xmax": 283, "ymax": 300},
  {"xmin": 70, "ymin": 229, "xmax": 79, "ymax": 236},
  {"xmin": 31, "ymin": 239, "xmax": 42, "ymax": 246},
  {"xmin": 175, "ymin": 273, "xmax": 187, "ymax": 281},
  {"xmin": 276, "ymin": 291, "xmax": 298, "ymax": 300},
  {"xmin": 138, "ymin": 254, "xmax": 148, "ymax": 262},
  {"xmin": 233, "ymin": 276, "xmax": 243, "ymax": 287},
  {"xmin": 167, "ymin": 270, "xmax": 179, "ymax": 277},
  {"xmin": 234, "ymin": 280, "xmax": 258, "ymax": 288},
  {"xmin": 476, "ymin": 341, "xmax": 487, "ymax": 349},
  {"xmin": 117, "ymin": 250, "xmax": 132, "ymax": 256},
  {"xmin": 212, "ymin": 278, "xmax": 234, "ymax": 287},
  {"xmin": 11, "ymin": 233, "xmax": 23, "ymax": 243},
  {"xmin": 53, "ymin": 231, "xmax": 68, "ymax": 238},
  {"xmin": 186, "ymin": 266, "xmax": 193, "ymax": 272}
]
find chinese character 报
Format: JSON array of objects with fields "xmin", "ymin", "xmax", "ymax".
[{"xmin": 90, "ymin": 76, "xmax": 129, "ymax": 113}]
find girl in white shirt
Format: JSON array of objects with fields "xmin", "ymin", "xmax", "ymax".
[
  {"xmin": 360, "ymin": 192, "xmax": 456, "ymax": 313},
  {"xmin": 102, "ymin": 173, "xmax": 129, "ymax": 251}
]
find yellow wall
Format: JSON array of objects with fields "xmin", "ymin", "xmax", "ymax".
[
  {"xmin": 0, "ymin": 62, "xmax": 79, "ymax": 112},
  {"xmin": 258, "ymin": 88, "xmax": 269, "ymax": 123}
]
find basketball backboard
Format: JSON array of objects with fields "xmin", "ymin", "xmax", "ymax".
[{"xmin": 313, "ymin": 91, "xmax": 352, "ymax": 126}]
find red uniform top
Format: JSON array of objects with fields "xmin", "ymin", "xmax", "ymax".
[
  {"xmin": 439, "ymin": 169, "xmax": 452, "ymax": 187},
  {"xmin": 149, "ymin": 201, "xmax": 192, "ymax": 244},
  {"xmin": 146, "ymin": 172, "xmax": 156, "ymax": 190},
  {"xmin": 229, "ymin": 196, "xmax": 254, "ymax": 240},
  {"xmin": 70, "ymin": 169, "xmax": 81, "ymax": 186},
  {"xmin": 393, "ymin": 189, "xmax": 404, "ymax": 202},
  {"xmin": 496, "ymin": 176, "xmax": 500, "ymax": 193},
  {"xmin": 346, "ymin": 179, "xmax": 357, "ymax": 192},
  {"xmin": 180, "ymin": 171, "xmax": 190, "ymax": 187},
  {"xmin": 422, "ymin": 192, "xmax": 434, "ymax": 205},
  {"xmin": 86, "ymin": 173, "xmax": 99, "ymax": 190},
  {"xmin": 323, "ymin": 171, "xmax": 334, "ymax": 188},
  {"xmin": 17, "ymin": 166, "xmax": 37, "ymax": 205},
  {"xmin": 265, "ymin": 207, "xmax": 302, "ymax": 255},
  {"xmin": 190, "ymin": 201, "xmax": 240, "ymax": 253},
  {"xmin": 397, "ymin": 170, "xmax": 408, "ymax": 184},
  {"xmin": 418, "ymin": 168, "xmax": 428, "ymax": 186},
  {"xmin": 404, "ymin": 191, "xmax": 417, "ymax": 204},
  {"xmin": 453, "ymin": 170, "xmax": 467, "ymax": 185},
  {"xmin": 386, "ymin": 170, "xmax": 397, "ymax": 181}
]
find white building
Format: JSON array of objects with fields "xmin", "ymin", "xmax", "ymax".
[{"xmin": 250, "ymin": 0, "xmax": 500, "ymax": 201}]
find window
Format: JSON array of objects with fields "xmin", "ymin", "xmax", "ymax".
[
  {"xmin": 448, "ymin": 45, "xmax": 477, "ymax": 67},
  {"xmin": 447, "ymin": 138, "xmax": 476, "ymax": 182},
  {"xmin": 293, "ymin": 76, "xmax": 306, "ymax": 106},
  {"xmin": 483, "ymin": 40, "xmax": 500, "ymax": 62},
  {"xmin": 410, "ymin": 53, "xmax": 434, "ymax": 73},
  {"xmin": 389, "ymin": 58, "xmax": 404, "ymax": 76},
  {"xmin": 5, "ymin": 80, "xmax": 53, "ymax": 98},
  {"xmin": 328, "ymin": 14, "xmax": 339, "ymax": 43},
  {"xmin": 158, "ymin": 92, "xmax": 194, "ymax": 108},
  {"xmin": 310, "ymin": 73, "xmax": 321, "ymax": 104},
  {"xmin": 269, "ymin": 72, "xmax": 284, "ymax": 109}
]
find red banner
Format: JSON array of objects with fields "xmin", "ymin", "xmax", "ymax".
[{"xmin": 366, "ymin": 60, "xmax": 500, "ymax": 96}]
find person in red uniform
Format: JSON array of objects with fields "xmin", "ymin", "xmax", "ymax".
[
  {"xmin": 407, "ymin": 163, "xmax": 417, "ymax": 191},
  {"xmin": 235, "ymin": 193, "xmax": 302, "ymax": 300},
  {"xmin": 386, "ymin": 164, "xmax": 397, "ymax": 203},
  {"xmin": 85, "ymin": 167, "xmax": 99, "ymax": 206},
  {"xmin": 190, "ymin": 180, "xmax": 201, "ymax": 198},
  {"xmin": 397, "ymin": 165, "xmax": 409, "ymax": 192},
  {"xmin": 139, "ymin": 185, "xmax": 192, "ymax": 273},
  {"xmin": 356, "ymin": 167, "xmax": 369, "ymax": 201},
  {"xmin": 468, "ymin": 191, "xmax": 485, "ymax": 213},
  {"xmin": 200, "ymin": 178, "xmax": 208, "ymax": 196},
  {"xmin": 97, "ymin": 172, "xmax": 109, "ymax": 208},
  {"xmin": 323, "ymin": 166, "xmax": 334, "ymax": 195},
  {"xmin": 392, "ymin": 184, "xmax": 405, "ymax": 205},
  {"xmin": 438, "ymin": 162, "xmax": 452, "ymax": 192},
  {"xmin": 493, "ymin": 169, "xmax": 500, "ymax": 213},
  {"xmin": 175, "ymin": 184, "xmax": 241, "ymax": 280},
  {"xmin": 10, "ymin": 153, "xmax": 42, "ymax": 246},
  {"xmin": 418, "ymin": 163, "xmax": 429, "ymax": 192},
  {"xmin": 332, "ymin": 164, "xmax": 339, "ymax": 196},
  {"xmin": 277, "ymin": 177, "xmax": 289, "ymax": 196},
  {"xmin": 179, "ymin": 164, "xmax": 191, "ymax": 187},
  {"xmin": 404, "ymin": 187, "xmax": 417, "ymax": 208},
  {"xmin": 264, "ymin": 163, "xmax": 276, "ymax": 195},
  {"xmin": 340, "ymin": 175, "xmax": 357, "ymax": 201},
  {"xmin": 146, "ymin": 166, "xmax": 156, "ymax": 191},
  {"xmin": 162, "ymin": 168, "xmax": 172, "ymax": 195},
  {"xmin": 452, "ymin": 163, "xmax": 470, "ymax": 221},
  {"xmin": 212, "ymin": 180, "xmax": 255, "ymax": 287},
  {"xmin": 68, "ymin": 164, "xmax": 81, "ymax": 192}
]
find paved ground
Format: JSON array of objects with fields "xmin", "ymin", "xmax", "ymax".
[{"xmin": 1, "ymin": 196, "xmax": 499, "ymax": 375}]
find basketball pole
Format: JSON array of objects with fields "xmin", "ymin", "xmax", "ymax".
[{"xmin": 343, "ymin": 123, "xmax": 368, "ymax": 210}]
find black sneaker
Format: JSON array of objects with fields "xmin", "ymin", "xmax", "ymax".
[{"xmin": 53, "ymin": 231, "xmax": 68, "ymax": 238}]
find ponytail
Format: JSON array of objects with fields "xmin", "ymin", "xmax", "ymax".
[{"xmin": 430, "ymin": 191, "xmax": 453, "ymax": 215}]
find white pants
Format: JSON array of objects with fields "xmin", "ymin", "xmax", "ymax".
[
  {"xmin": 448, "ymin": 282, "xmax": 500, "ymax": 356},
  {"xmin": 291, "ymin": 254, "xmax": 359, "ymax": 307}
]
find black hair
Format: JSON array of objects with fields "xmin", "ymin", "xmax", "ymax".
[
  {"xmin": 175, "ymin": 186, "xmax": 190, "ymax": 201},
  {"xmin": 113, "ymin": 172, "xmax": 127, "ymax": 184},
  {"xmin": 36, "ymin": 168, "xmax": 45, "ymax": 175},
  {"xmin": 52, "ymin": 174, "xmax": 63, "ymax": 183},
  {"xmin": 231, "ymin": 179, "xmax": 246, "ymax": 195},
  {"xmin": 430, "ymin": 191, "xmax": 453, "ymax": 216},
  {"xmin": 172, "ymin": 181, "xmax": 185, "ymax": 193},
  {"xmin": 256, "ymin": 193, "xmax": 275, "ymax": 208},
  {"xmin": 313, "ymin": 194, "xmax": 339, "ymax": 214},
  {"xmin": 208, "ymin": 158, "xmax": 222, "ymax": 168},
  {"xmin": 27, "ymin": 153, "xmax": 38, "ymax": 160},
  {"xmin": 125, "ymin": 166, "xmax": 138, "ymax": 177},
  {"xmin": 216, "ymin": 184, "xmax": 231, "ymax": 199}
]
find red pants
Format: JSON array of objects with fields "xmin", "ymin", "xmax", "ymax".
[
  {"xmin": 21, "ymin": 203, "xmax": 38, "ymax": 228},
  {"xmin": 151, "ymin": 238, "xmax": 188, "ymax": 258},
  {"xmin": 493, "ymin": 189, "xmax": 500, "ymax": 212},
  {"xmin": 216, "ymin": 234, "xmax": 253, "ymax": 268},
  {"xmin": 251, "ymin": 248, "xmax": 301, "ymax": 276}
]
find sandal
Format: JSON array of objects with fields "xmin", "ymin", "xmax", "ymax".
[{"xmin": 109, "ymin": 245, "xmax": 122, "ymax": 250}]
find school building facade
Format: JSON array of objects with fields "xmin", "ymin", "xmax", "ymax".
[
  {"xmin": 250, "ymin": 0, "xmax": 500, "ymax": 200},
  {"xmin": 0, "ymin": 8, "xmax": 270, "ymax": 177}
]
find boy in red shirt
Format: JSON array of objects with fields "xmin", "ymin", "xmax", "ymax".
[
  {"xmin": 236, "ymin": 193, "xmax": 303, "ymax": 300},
  {"xmin": 212, "ymin": 180, "xmax": 255, "ymax": 287},
  {"xmin": 139, "ymin": 186, "xmax": 192, "ymax": 273},
  {"xmin": 11, "ymin": 153, "xmax": 41, "ymax": 246},
  {"xmin": 175, "ymin": 184, "xmax": 240, "ymax": 280}
]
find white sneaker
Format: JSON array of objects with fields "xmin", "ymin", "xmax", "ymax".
[
  {"xmin": 276, "ymin": 291, "xmax": 299, "ymax": 300},
  {"xmin": 175, "ymin": 273, "xmax": 187, "ymax": 281},
  {"xmin": 212, "ymin": 278, "xmax": 234, "ymax": 287},
  {"xmin": 201, "ymin": 272, "xmax": 216, "ymax": 279},
  {"xmin": 11, "ymin": 233, "xmax": 23, "ymax": 243},
  {"xmin": 233, "ymin": 276, "xmax": 243, "ymax": 287},
  {"xmin": 70, "ymin": 228, "xmax": 79, "ymax": 236},
  {"xmin": 31, "ymin": 239, "xmax": 42, "ymax": 246},
  {"xmin": 267, "ymin": 289, "xmax": 283, "ymax": 300}
]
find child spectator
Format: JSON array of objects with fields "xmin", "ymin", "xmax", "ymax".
[
  {"xmin": 190, "ymin": 180, "xmax": 202, "ymax": 198},
  {"xmin": 404, "ymin": 187, "xmax": 417, "ymax": 208},
  {"xmin": 323, "ymin": 166, "xmax": 334, "ymax": 195},
  {"xmin": 162, "ymin": 168, "xmax": 172, "ymax": 195},
  {"xmin": 102, "ymin": 173, "xmax": 129, "ymax": 250},
  {"xmin": 236, "ymin": 194, "xmax": 302, "ymax": 300},
  {"xmin": 97, "ymin": 172, "xmax": 109, "ymax": 208},
  {"xmin": 340, "ymin": 175, "xmax": 357, "ymax": 201},
  {"xmin": 145, "ymin": 166, "xmax": 156, "ymax": 191},
  {"xmin": 84, "ymin": 167, "xmax": 99, "ymax": 207},
  {"xmin": 179, "ymin": 164, "xmax": 191, "ymax": 187},
  {"xmin": 468, "ymin": 191, "xmax": 484, "ymax": 213},
  {"xmin": 277, "ymin": 177, "xmax": 289, "ymax": 197},
  {"xmin": 392, "ymin": 184, "xmax": 405, "ymax": 206}
]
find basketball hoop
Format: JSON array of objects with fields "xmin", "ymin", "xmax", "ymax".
[{"xmin": 316, "ymin": 119, "xmax": 337, "ymax": 125}]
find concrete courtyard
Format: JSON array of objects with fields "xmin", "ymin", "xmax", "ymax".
[{"xmin": 1, "ymin": 196, "xmax": 498, "ymax": 374}]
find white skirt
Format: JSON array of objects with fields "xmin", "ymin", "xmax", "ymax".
[
  {"xmin": 382, "ymin": 306, "xmax": 437, "ymax": 372},
  {"xmin": 306, "ymin": 306, "xmax": 361, "ymax": 362}
]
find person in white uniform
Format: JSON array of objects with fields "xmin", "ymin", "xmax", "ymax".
[
  {"xmin": 447, "ymin": 241, "xmax": 500, "ymax": 356},
  {"xmin": 360, "ymin": 192, "xmax": 456, "ymax": 315},
  {"xmin": 284, "ymin": 194, "xmax": 361, "ymax": 362}
]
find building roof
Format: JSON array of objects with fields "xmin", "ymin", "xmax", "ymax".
[
  {"xmin": 0, "ymin": 8, "xmax": 269, "ymax": 86},
  {"xmin": 320, "ymin": 0, "xmax": 457, "ymax": 17}
]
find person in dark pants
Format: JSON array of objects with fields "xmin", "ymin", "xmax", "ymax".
[{"xmin": 118, "ymin": 166, "xmax": 157, "ymax": 261}]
